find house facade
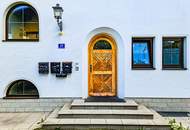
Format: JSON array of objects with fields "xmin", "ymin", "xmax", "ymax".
[{"xmin": 0, "ymin": 0, "xmax": 189, "ymax": 99}]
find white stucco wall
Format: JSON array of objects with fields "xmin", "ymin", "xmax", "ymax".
[{"xmin": 0, "ymin": 0, "xmax": 190, "ymax": 98}]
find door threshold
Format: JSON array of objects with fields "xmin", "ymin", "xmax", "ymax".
[{"xmin": 85, "ymin": 96, "xmax": 125, "ymax": 102}]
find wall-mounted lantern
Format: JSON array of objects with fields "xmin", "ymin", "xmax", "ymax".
[{"xmin": 52, "ymin": 4, "xmax": 64, "ymax": 32}]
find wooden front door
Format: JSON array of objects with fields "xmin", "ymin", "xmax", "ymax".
[{"xmin": 88, "ymin": 34, "xmax": 117, "ymax": 97}]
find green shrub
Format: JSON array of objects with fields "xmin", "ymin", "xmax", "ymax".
[
  {"xmin": 55, "ymin": 128, "xmax": 61, "ymax": 130},
  {"xmin": 33, "ymin": 128, "xmax": 45, "ymax": 130},
  {"xmin": 169, "ymin": 119, "xmax": 189, "ymax": 130}
]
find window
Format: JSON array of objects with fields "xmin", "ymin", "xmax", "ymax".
[
  {"xmin": 163, "ymin": 37, "xmax": 184, "ymax": 69},
  {"xmin": 132, "ymin": 38, "xmax": 154, "ymax": 69},
  {"xmin": 6, "ymin": 4, "xmax": 39, "ymax": 41},
  {"xmin": 6, "ymin": 80, "xmax": 39, "ymax": 98},
  {"xmin": 93, "ymin": 40, "xmax": 112, "ymax": 50}
]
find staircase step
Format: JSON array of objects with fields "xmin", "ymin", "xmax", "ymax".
[
  {"xmin": 58, "ymin": 111, "xmax": 153, "ymax": 119},
  {"xmin": 42, "ymin": 118, "xmax": 170, "ymax": 130},
  {"xmin": 42, "ymin": 99, "xmax": 170, "ymax": 130},
  {"xmin": 71, "ymin": 99, "xmax": 138, "ymax": 110},
  {"xmin": 85, "ymin": 96, "xmax": 126, "ymax": 102},
  {"xmin": 58, "ymin": 105, "xmax": 153, "ymax": 119}
]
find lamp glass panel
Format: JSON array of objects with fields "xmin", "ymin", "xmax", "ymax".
[{"xmin": 54, "ymin": 11, "xmax": 61, "ymax": 17}]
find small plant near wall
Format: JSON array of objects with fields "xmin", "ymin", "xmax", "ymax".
[
  {"xmin": 169, "ymin": 119, "xmax": 189, "ymax": 130},
  {"xmin": 54, "ymin": 128, "xmax": 61, "ymax": 130},
  {"xmin": 33, "ymin": 128, "xmax": 45, "ymax": 130}
]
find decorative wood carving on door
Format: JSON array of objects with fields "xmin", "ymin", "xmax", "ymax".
[{"xmin": 88, "ymin": 34, "xmax": 117, "ymax": 97}]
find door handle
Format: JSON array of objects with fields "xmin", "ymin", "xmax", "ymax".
[{"xmin": 90, "ymin": 64, "xmax": 92, "ymax": 72}]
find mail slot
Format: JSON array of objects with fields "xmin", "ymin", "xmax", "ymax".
[
  {"xmin": 51, "ymin": 62, "xmax": 61, "ymax": 74},
  {"xmin": 62, "ymin": 62, "xmax": 72, "ymax": 74},
  {"xmin": 39, "ymin": 62, "xmax": 49, "ymax": 74}
]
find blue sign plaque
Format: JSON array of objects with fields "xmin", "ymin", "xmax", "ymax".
[{"xmin": 58, "ymin": 43, "xmax": 65, "ymax": 49}]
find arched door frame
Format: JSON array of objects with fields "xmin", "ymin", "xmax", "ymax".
[{"xmin": 88, "ymin": 33, "xmax": 117, "ymax": 97}]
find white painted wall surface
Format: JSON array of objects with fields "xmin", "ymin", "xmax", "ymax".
[{"xmin": 0, "ymin": 0, "xmax": 189, "ymax": 98}]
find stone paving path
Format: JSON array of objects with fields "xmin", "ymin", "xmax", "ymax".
[{"xmin": 0, "ymin": 113, "xmax": 48, "ymax": 130}]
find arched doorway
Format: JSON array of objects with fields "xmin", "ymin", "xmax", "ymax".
[
  {"xmin": 88, "ymin": 33, "xmax": 117, "ymax": 97},
  {"xmin": 6, "ymin": 80, "xmax": 39, "ymax": 99}
]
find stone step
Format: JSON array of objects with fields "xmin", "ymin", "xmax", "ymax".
[
  {"xmin": 42, "ymin": 118, "xmax": 170, "ymax": 130},
  {"xmin": 42, "ymin": 100, "xmax": 170, "ymax": 130},
  {"xmin": 58, "ymin": 105, "xmax": 154, "ymax": 119},
  {"xmin": 71, "ymin": 99, "xmax": 138, "ymax": 110}
]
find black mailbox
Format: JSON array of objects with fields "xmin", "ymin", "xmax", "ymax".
[
  {"xmin": 51, "ymin": 62, "xmax": 61, "ymax": 74},
  {"xmin": 39, "ymin": 62, "xmax": 49, "ymax": 74},
  {"xmin": 62, "ymin": 62, "xmax": 72, "ymax": 74}
]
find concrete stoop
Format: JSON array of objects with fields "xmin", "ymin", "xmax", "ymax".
[{"xmin": 42, "ymin": 99, "xmax": 170, "ymax": 130}]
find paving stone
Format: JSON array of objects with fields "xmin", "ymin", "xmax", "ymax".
[
  {"xmin": 5, "ymin": 107, "xmax": 16, "ymax": 112},
  {"xmin": 133, "ymin": 98, "xmax": 190, "ymax": 112},
  {"xmin": 59, "ymin": 119, "xmax": 75, "ymax": 124},
  {"xmin": 106, "ymin": 119, "xmax": 122, "ymax": 125},
  {"xmin": 44, "ymin": 118, "xmax": 60, "ymax": 124},
  {"xmin": 137, "ymin": 119, "xmax": 155, "ymax": 125},
  {"xmin": 91, "ymin": 125, "xmax": 108, "ymax": 129},
  {"xmin": 24, "ymin": 107, "xmax": 37, "ymax": 112},
  {"xmin": 43, "ymin": 107, "xmax": 54, "ymax": 112},
  {"xmin": 111, "ymin": 110, "xmax": 125, "ymax": 114},
  {"xmin": 74, "ymin": 119, "xmax": 91, "ymax": 124},
  {"xmin": 90, "ymin": 119, "xmax": 106, "ymax": 124},
  {"xmin": 15, "ymin": 108, "xmax": 25, "ymax": 112},
  {"xmin": 122, "ymin": 119, "xmax": 139, "ymax": 125},
  {"xmin": 0, "ymin": 113, "xmax": 47, "ymax": 130},
  {"xmin": 0, "ymin": 108, "xmax": 7, "ymax": 112}
]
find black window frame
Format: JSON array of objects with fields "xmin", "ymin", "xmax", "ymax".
[
  {"xmin": 5, "ymin": 3, "xmax": 39, "ymax": 42},
  {"xmin": 162, "ymin": 37, "xmax": 185, "ymax": 70},
  {"xmin": 132, "ymin": 38, "xmax": 154, "ymax": 69},
  {"xmin": 5, "ymin": 80, "xmax": 39, "ymax": 99}
]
